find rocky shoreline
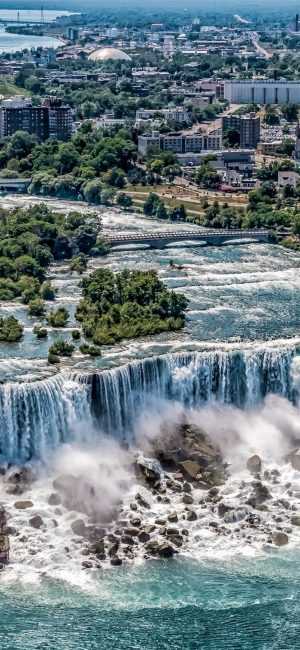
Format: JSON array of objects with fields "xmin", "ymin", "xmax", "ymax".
[{"xmin": 1, "ymin": 421, "xmax": 300, "ymax": 573}]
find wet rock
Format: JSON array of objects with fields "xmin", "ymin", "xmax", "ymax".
[
  {"xmin": 208, "ymin": 487, "xmax": 219, "ymax": 498},
  {"xmin": 272, "ymin": 532, "xmax": 289, "ymax": 547},
  {"xmin": 135, "ymin": 493, "xmax": 150, "ymax": 509},
  {"xmin": 166, "ymin": 527, "xmax": 180, "ymax": 537},
  {"xmin": 168, "ymin": 512, "xmax": 178, "ymax": 523},
  {"xmin": 130, "ymin": 518, "xmax": 141, "ymax": 527},
  {"xmin": 138, "ymin": 531, "xmax": 150, "ymax": 543},
  {"xmin": 183, "ymin": 481, "xmax": 192, "ymax": 493},
  {"xmin": 170, "ymin": 535, "xmax": 183, "ymax": 548},
  {"xmin": 143, "ymin": 525, "xmax": 155, "ymax": 534},
  {"xmin": 179, "ymin": 460, "xmax": 201, "ymax": 481},
  {"xmin": 182, "ymin": 494, "xmax": 193, "ymax": 505},
  {"xmin": 246, "ymin": 455, "xmax": 262, "ymax": 474},
  {"xmin": 166, "ymin": 479, "xmax": 182, "ymax": 493},
  {"xmin": 291, "ymin": 516, "xmax": 300, "ymax": 527},
  {"xmin": 145, "ymin": 540, "xmax": 176, "ymax": 558},
  {"xmin": 108, "ymin": 542, "xmax": 119, "ymax": 557},
  {"xmin": 14, "ymin": 500, "xmax": 33, "ymax": 510},
  {"xmin": 110, "ymin": 556, "xmax": 122, "ymax": 566},
  {"xmin": 155, "ymin": 518, "xmax": 166, "ymax": 526},
  {"xmin": 90, "ymin": 540, "xmax": 105, "ymax": 556},
  {"xmin": 130, "ymin": 503, "xmax": 138, "ymax": 511},
  {"xmin": 218, "ymin": 502, "xmax": 233, "ymax": 517},
  {"xmin": 29, "ymin": 515, "xmax": 43, "ymax": 529},
  {"xmin": 186, "ymin": 510, "xmax": 197, "ymax": 521},
  {"xmin": 121, "ymin": 535, "xmax": 135, "ymax": 546},
  {"xmin": 48, "ymin": 493, "xmax": 62, "ymax": 506},
  {"xmin": 123, "ymin": 527, "xmax": 139, "ymax": 537},
  {"xmin": 82, "ymin": 561, "xmax": 93, "ymax": 569},
  {"xmin": 135, "ymin": 456, "xmax": 161, "ymax": 486},
  {"xmin": 71, "ymin": 519, "xmax": 86, "ymax": 537}
]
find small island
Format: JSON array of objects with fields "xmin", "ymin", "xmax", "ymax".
[{"xmin": 76, "ymin": 268, "xmax": 188, "ymax": 345}]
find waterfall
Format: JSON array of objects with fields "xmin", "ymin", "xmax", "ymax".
[
  {"xmin": 0, "ymin": 346, "xmax": 296, "ymax": 463},
  {"xmin": 0, "ymin": 376, "xmax": 92, "ymax": 464}
]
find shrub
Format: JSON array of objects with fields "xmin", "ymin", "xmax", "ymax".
[
  {"xmin": 49, "ymin": 339, "xmax": 75, "ymax": 357},
  {"xmin": 46, "ymin": 307, "xmax": 69, "ymax": 328},
  {"xmin": 48, "ymin": 352, "xmax": 60, "ymax": 364},
  {"xmin": 70, "ymin": 254, "xmax": 87, "ymax": 274},
  {"xmin": 79, "ymin": 343, "xmax": 101, "ymax": 357},
  {"xmin": 0, "ymin": 316, "xmax": 23, "ymax": 342},
  {"xmin": 40, "ymin": 281, "xmax": 55, "ymax": 301},
  {"xmin": 71, "ymin": 329, "xmax": 81, "ymax": 340},
  {"xmin": 33, "ymin": 325, "xmax": 48, "ymax": 338},
  {"xmin": 28, "ymin": 298, "xmax": 45, "ymax": 317}
]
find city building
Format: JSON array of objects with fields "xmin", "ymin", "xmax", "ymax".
[
  {"xmin": 0, "ymin": 96, "xmax": 73, "ymax": 141},
  {"xmin": 66, "ymin": 27, "xmax": 79, "ymax": 42},
  {"xmin": 138, "ymin": 129, "xmax": 222, "ymax": 156},
  {"xmin": 224, "ymin": 80, "xmax": 300, "ymax": 104},
  {"xmin": 278, "ymin": 170, "xmax": 300, "ymax": 188},
  {"xmin": 222, "ymin": 112, "xmax": 261, "ymax": 148},
  {"xmin": 135, "ymin": 107, "xmax": 189, "ymax": 125},
  {"xmin": 43, "ymin": 97, "xmax": 73, "ymax": 141}
]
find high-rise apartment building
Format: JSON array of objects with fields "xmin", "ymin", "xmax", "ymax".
[
  {"xmin": 0, "ymin": 96, "xmax": 73, "ymax": 141},
  {"xmin": 222, "ymin": 113, "xmax": 261, "ymax": 149}
]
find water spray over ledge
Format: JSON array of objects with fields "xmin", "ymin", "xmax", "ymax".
[{"xmin": 0, "ymin": 346, "xmax": 297, "ymax": 463}]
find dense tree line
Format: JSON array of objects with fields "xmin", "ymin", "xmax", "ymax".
[{"xmin": 75, "ymin": 268, "xmax": 188, "ymax": 345}]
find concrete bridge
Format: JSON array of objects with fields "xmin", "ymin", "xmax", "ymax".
[{"xmin": 104, "ymin": 229, "xmax": 270, "ymax": 249}]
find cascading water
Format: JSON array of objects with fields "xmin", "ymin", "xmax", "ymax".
[
  {"xmin": 0, "ymin": 347, "xmax": 296, "ymax": 463},
  {"xmin": 0, "ymin": 376, "xmax": 92, "ymax": 464}
]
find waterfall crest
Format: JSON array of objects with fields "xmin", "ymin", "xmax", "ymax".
[{"xmin": 0, "ymin": 347, "xmax": 296, "ymax": 463}]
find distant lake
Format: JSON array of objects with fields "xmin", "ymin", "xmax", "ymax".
[
  {"xmin": 0, "ymin": 25, "xmax": 62, "ymax": 52},
  {"xmin": 0, "ymin": 9, "xmax": 76, "ymax": 22}
]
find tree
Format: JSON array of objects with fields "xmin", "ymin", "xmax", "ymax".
[
  {"xmin": 6, "ymin": 131, "xmax": 37, "ymax": 160},
  {"xmin": 143, "ymin": 193, "xmax": 161, "ymax": 216},
  {"xmin": 117, "ymin": 193, "xmax": 133, "ymax": 209},
  {"xmin": 282, "ymin": 103, "xmax": 298, "ymax": 122},
  {"xmin": 224, "ymin": 128, "xmax": 240, "ymax": 147},
  {"xmin": 55, "ymin": 143, "xmax": 80, "ymax": 175},
  {"xmin": 46, "ymin": 307, "xmax": 69, "ymax": 327},
  {"xmin": 83, "ymin": 180, "xmax": 103, "ymax": 204},
  {"xmin": 0, "ymin": 315, "xmax": 23, "ymax": 342}
]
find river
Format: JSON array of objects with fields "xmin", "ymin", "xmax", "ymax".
[{"xmin": 1, "ymin": 196, "xmax": 300, "ymax": 648}]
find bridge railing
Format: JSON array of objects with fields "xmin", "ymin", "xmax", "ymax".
[{"xmin": 104, "ymin": 229, "xmax": 270, "ymax": 242}]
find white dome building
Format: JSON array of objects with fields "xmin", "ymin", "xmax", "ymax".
[{"xmin": 88, "ymin": 47, "xmax": 132, "ymax": 62}]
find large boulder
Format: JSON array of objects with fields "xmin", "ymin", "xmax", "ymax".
[
  {"xmin": 29, "ymin": 515, "xmax": 43, "ymax": 529},
  {"xmin": 145, "ymin": 540, "xmax": 176, "ymax": 558},
  {"xmin": 246, "ymin": 455, "xmax": 262, "ymax": 474},
  {"xmin": 272, "ymin": 532, "xmax": 289, "ymax": 547},
  {"xmin": 291, "ymin": 515, "xmax": 300, "ymax": 527},
  {"xmin": 14, "ymin": 500, "xmax": 33, "ymax": 510},
  {"xmin": 135, "ymin": 455, "xmax": 161, "ymax": 486}
]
